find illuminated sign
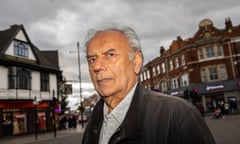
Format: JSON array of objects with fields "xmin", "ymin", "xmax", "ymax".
[
  {"xmin": 54, "ymin": 104, "xmax": 61, "ymax": 114},
  {"xmin": 206, "ymin": 84, "xmax": 224, "ymax": 91},
  {"xmin": 171, "ymin": 91, "xmax": 179, "ymax": 96}
]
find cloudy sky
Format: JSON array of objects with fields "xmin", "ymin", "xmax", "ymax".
[{"xmin": 1, "ymin": 0, "xmax": 240, "ymax": 108}]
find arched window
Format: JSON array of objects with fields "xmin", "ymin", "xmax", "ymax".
[{"xmin": 8, "ymin": 67, "xmax": 31, "ymax": 89}]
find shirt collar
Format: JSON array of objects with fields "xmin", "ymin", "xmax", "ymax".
[{"xmin": 103, "ymin": 83, "xmax": 138, "ymax": 124}]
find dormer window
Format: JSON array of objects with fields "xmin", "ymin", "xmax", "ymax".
[{"xmin": 14, "ymin": 40, "xmax": 29, "ymax": 58}]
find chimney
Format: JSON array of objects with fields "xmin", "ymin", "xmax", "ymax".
[
  {"xmin": 160, "ymin": 46, "xmax": 165, "ymax": 56},
  {"xmin": 225, "ymin": 17, "xmax": 233, "ymax": 30}
]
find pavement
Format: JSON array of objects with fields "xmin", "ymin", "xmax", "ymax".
[
  {"xmin": 0, "ymin": 124, "xmax": 85, "ymax": 144},
  {"xmin": 1, "ymin": 114, "xmax": 240, "ymax": 144},
  {"xmin": 204, "ymin": 114, "xmax": 240, "ymax": 144}
]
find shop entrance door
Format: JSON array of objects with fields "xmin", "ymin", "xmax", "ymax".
[
  {"xmin": 228, "ymin": 96, "xmax": 238, "ymax": 113},
  {"xmin": 2, "ymin": 112, "xmax": 13, "ymax": 137}
]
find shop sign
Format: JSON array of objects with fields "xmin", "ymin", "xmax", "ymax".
[
  {"xmin": 55, "ymin": 104, "xmax": 61, "ymax": 114},
  {"xmin": 170, "ymin": 91, "xmax": 179, "ymax": 96},
  {"xmin": 206, "ymin": 84, "xmax": 224, "ymax": 91}
]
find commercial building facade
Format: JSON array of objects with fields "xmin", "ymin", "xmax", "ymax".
[
  {"xmin": 141, "ymin": 18, "xmax": 240, "ymax": 113},
  {"xmin": 0, "ymin": 25, "xmax": 62, "ymax": 138}
]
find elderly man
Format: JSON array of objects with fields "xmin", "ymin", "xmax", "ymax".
[{"xmin": 82, "ymin": 24, "xmax": 215, "ymax": 144}]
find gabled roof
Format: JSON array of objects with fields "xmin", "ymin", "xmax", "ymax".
[
  {"xmin": 0, "ymin": 24, "xmax": 60, "ymax": 71},
  {"xmin": 0, "ymin": 25, "xmax": 20, "ymax": 53}
]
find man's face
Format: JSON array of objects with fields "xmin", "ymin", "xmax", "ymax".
[{"xmin": 87, "ymin": 30, "xmax": 142, "ymax": 99}]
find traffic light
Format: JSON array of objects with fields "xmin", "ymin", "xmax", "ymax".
[
  {"xmin": 184, "ymin": 89, "xmax": 189, "ymax": 99},
  {"xmin": 192, "ymin": 88, "xmax": 198, "ymax": 97},
  {"xmin": 190, "ymin": 88, "xmax": 198, "ymax": 104}
]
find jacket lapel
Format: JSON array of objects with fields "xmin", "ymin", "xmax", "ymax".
[
  {"xmin": 84, "ymin": 99, "xmax": 104, "ymax": 144},
  {"xmin": 111, "ymin": 83, "xmax": 145, "ymax": 142}
]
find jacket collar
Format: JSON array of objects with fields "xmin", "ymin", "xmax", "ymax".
[
  {"xmin": 89, "ymin": 83, "xmax": 145, "ymax": 141},
  {"xmin": 114, "ymin": 83, "xmax": 145, "ymax": 140}
]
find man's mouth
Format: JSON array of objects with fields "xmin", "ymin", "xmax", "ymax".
[{"xmin": 97, "ymin": 78, "xmax": 111, "ymax": 85}]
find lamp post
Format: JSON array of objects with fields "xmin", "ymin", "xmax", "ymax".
[
  {"xmin": 77, "ymin": 42, "xmax": 84, "ymax": 128},
  {"xmin": 52, "ymin": 89, "xmax": 57, "ymax": 137},
  {"xmin": 33, "ymin": 96, "xmax": 39, "ymax": 141}
]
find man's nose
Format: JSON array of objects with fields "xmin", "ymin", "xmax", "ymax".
[{"xmin": 92, "ymin": 58, "xmax": 105, "ymax": 73}]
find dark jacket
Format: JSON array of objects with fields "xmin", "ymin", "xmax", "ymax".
[{"xmin": 82, "ymin": 83, "xmax": 215, "ymax": 144}]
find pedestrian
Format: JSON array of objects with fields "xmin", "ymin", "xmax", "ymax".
[
  {"xmin": 224, "ymin": 102, "xmax": 229, "ymax": 115},
  {"xmin": 198, "ymin": 103, "xmax": 204, "ymax": 116},
  {"xmin": 82, "ymin": 24, "xmax": 215, "ymax": 144}
]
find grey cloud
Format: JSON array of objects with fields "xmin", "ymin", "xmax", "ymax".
[{"xmin": 1, "ymin": 0, "xmax": 240, "ymax": 102}]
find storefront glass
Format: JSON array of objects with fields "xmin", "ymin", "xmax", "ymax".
[
  {"xmin": 38, "ymin": 112, "xmax": 46, "ymax": 131},
  {"xmin": 13, "ymin": 112, "xmax": 27, "ymax": 135},
  {"xmin": 2, "ymin": 113, "xmax": 13, "ymax": 136}
]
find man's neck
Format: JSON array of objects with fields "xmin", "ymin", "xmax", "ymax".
[{"xmin": 103, "ymin": 81, "xmax": 138, "ymax": 113}]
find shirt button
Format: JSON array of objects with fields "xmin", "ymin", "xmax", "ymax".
[{"xmin": 117, "ymin": 136, "xmax": 121, "ymax": 141}]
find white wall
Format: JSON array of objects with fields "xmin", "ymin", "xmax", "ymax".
[
  {"xmin": 5, "ymin": 30, "xmax": 36, "ymax": 61},
  {"xmin": 31, "ymin": 71, "xmax": 40, "ymax": 91},
  {"xmin": 50, "ymin": 73, "xmax": 57, "ymax": 96},
  {"xmin": 0, "ymin": 66, "xmax": 8, "ymax": 89},
  {"xmin": 0, "ymin": 68, "xmax": 58, "ymax": 100}
]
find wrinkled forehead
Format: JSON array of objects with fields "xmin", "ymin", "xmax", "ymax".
[
  {"xmin": 90, "ymin": 30, "xmax": 129, "ymax": 44},
  {"xmin": 87, "ymin": 30, "xmax": 132, "ymax": 52}
]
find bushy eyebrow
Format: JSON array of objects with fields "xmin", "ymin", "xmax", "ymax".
[
  {"xmin": 87, "ymin": 48, "xmax": 117, "ymax": 59},
  {"xmin": 103, "ymin": 48, "xmax": 116, "ymax": 55}
]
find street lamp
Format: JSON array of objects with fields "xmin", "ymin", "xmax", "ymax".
[
  {"xmin": 52, "ymin": 89, "xmax": 57, "ymax": 137},
  {"xmin": 69, "ymin": 42, "xmax": 84, "ymax": 128},
  {"xmin": 33, "ymin": 96, "xmax": 39, "ymax": 141},
  {"xmin": 77, "ymin": 42, "xmax": 84, "ymax": 128}
]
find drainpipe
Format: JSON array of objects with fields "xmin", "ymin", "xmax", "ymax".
[{"xmin": 228, "ymin": 39, "xmax": 236, "ymax": 79}]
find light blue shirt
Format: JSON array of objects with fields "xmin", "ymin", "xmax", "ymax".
[{"xmin": 98, "ymin": 83, "xmax": 137, "ymax": 144}]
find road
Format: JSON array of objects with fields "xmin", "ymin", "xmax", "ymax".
[
  {"xmin": 205, "ymin": 114, "xmax": 240, "ymax": 144},
  {"xmin": 1, "ymin": 114, "xmax": 240, "ymax": 144}
]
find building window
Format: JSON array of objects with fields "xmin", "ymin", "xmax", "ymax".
[
  {"xmin": 206, "ymin": 46, "xmax": 215, "ymax": 58},
  {"xmin": 41, "ymin": 72, "xmax": 49, "ymax": 91},
  {"xmin": 169, "ymin": 60, "xmax": 173, "ymax": 71},
  {"xmin": 147, "ymin": 70, "xmax": 150, "ymax": 79},
  {"xmin": 217, "ymin": 45, "xmax": 223, "ymax": 56},
  {"xmin": 152, "ymin": 67, "xmax": 156, "ymax": 76},
  {"xmin": 18, "ymin": 70, "xmax": 30, "ymax": 89},
  {"xmin": 157, "ymin": 65, "xmax": 160, "ymax": 74},
  {"xmin": 153, "ymin": 83, "xmax": 159, "ymax": 90},
  {"xmin": 219, "ymin": 65, "xmax": 227, "ymax": 80},
  {"xmin": 201, "ymin": 69, "xmax": 207, "ymax": 82},
  {"xmin": 208, "ymin": 67, "xmax": 218, "ymax": 81},
  {"xmin": 198, "ymin": 48, "xmax": 204, "ymax": 60},
  {"xmin": 162, "ymin": 63, "xmax": 166, "ymax": 73},
  {"xmin": 201, "ymin": 44, "xmax": 224, "ymax": 60},
  {"xmin": 175, "ymin": 57, "xmax": 179, "ymax": 68},
  {"xmin": 171, "ymin": 77, "xmax": 179, "ymax": 89},
  {"xmin": 140, "ymin": 74, "xmax": 143, "ymax": 82},
  {"xmin": 14, "ymin": 40, "xmax": 29, "ymax": 57},
  {"xmin": 8, "ymin": 67, "xmax": 31, "ymax": 89},
  {"xmin": 161, "ymin": 81, "xmax": 167, "ymax": 91},
  {"xmin": 9, "ymin": 67, "xmax": 16, "ymax": 89},
  {"xmin": 180, "ymin": 73, "xmax": 189, "ymax": 87},
  {"xmin": 181, "ymin": 54, "xmax": 185, "ymax": 66},
  {"xmin": 201, "ymin": 65, "xmax": 228, "ymax": 82},
  {"xmin": 144, "ymin": 71, "xmax": 147, "ymax": 80}
]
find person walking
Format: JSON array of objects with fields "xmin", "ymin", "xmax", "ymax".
[{"xmin": 82, "ymin": 24, "xmax": 215, "ymax": 144}]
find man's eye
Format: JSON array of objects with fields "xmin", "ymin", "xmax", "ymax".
[
  {"xmin": 106, "ymin": 53, "xmax": 115, "ymax": 57},
  {"xmin": 88, "ymin": 57, "xmax": 96, "ymax": 64}
]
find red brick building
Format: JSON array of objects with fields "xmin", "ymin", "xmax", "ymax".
[{"xmin": 141, "ymin": 18, "xmax": 240, "ymax": 113}]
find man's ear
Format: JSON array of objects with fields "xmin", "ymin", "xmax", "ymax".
[{"xmin": 133, "ymin": 51, "xmax": 143, "ymax": 74}]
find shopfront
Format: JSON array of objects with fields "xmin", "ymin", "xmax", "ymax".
[
  {"xmin": 2, "ymin": 109, "xmax": 27, "ymax": 136},
  {"xmin": 197, "ymin": 79, "xmax": 240, "ymax": 113},
  {"xmin": 0, "ymin": 101, "xmax": 50, "ymax": 138},
  {"xmin": 168, "ymin": 79, "xmax": 240, "ymax": 113}
]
